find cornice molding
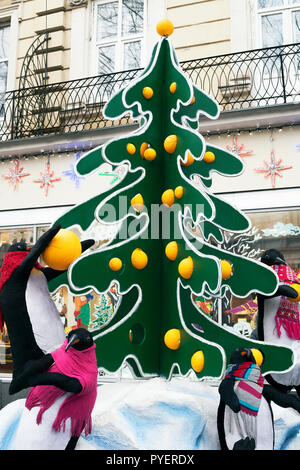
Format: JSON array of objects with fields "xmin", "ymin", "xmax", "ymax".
[{"xmin": 67, "ymin": 0, "xmax": 88, "ymax": 7}]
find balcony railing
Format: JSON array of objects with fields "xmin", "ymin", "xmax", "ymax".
[{"xmin": 0, "ymin": 43, "xmax": 299, "ymax": 142}]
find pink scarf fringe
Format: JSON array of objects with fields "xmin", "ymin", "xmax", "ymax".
[{"xmin": 26, "ymin": 339, "xmax": 98, "ymax": 437}]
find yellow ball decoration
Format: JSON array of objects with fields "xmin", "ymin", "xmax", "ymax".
[
  {"xmin": 126, "ymin": 143, "xmax": 136, "ymax": 155},
  {"xmin": 144, "ymin": 148, "xmax": 157, "ymax": 161},
  {"xmin": 165, "ymin": 241, "xmax": 178, "ymax": 261},
  {"xmin": 191, "ymin": 351, "xmax": 205, "ymax": 373},
  {"xmin": 140, "ymin": 142, "xmax": 149, "ymax": 158},
  {"xmin": 250, "ymin": 349, "xmax": 264, "ymax": 367},
  {"xmin": 161, "ymin": 189, "xmax": 175, "ymax": 207},
  {"xmin": 221, "ymin": 260, "xmax": 233, "ymax": 280},
  {"xmin": 131, "ymin": 193, "xmax": 144, "ymax": 212},
  {"xmin": 109, "ymin": 257, "xmax": 122, "ymax": 271},
  {"xmin": 169, "ymin": 82, "xmax": 177, "ymax": 94},
  {"xmin": 178, "ymin": 256, "xmax": 194, "ymax": 279},
  {"xmin": 131, "ymin": 248, "xmax": 148, "ymax": 270},
  {"xmin": 190, "ymin": 96, "xmax": 195, "ymax": 105},
  {"xmin": 203, "ymin": 151, "xmax": 215, "ymax": 163},
  {"xmin": 181, "ymin": 152, "xmax": 194, "ymax": 167},
  {"xmin": 174, "ymin": 186, "xmax": 183, "ymax": 199},
  {"xmin": 164, "ymin": 134, "xmax": 177, "ymax": 154},
  {"xmin": 156, "ymin": 19, "xmax": 174, "ymax": 37},
  {"xmin": 288, "ymin": 283, "xmax": 300, "ymax": 302},
  {"xmin": 42, "ymin": 229, "xmax": 82, "ymax": 271},
  {"xmin": 164, "ymin": 329, "xmax": 181, "ymax": 350},
  {"xmin": 142, "ymin": 87, "xmax": 153, "ymax": 99}
]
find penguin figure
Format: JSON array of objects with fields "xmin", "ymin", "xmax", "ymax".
[
  {"xmin": 12, "ymin": 328, "xmax": 98, "ymax": 450},
  {"xmin": 255, "ymin": 249, "xmax": 300, "ymax": 397},
  {"xmin": 0, "ymin": 225, "xmax": 94, "ymax": 394},
  {"xmin": 217, "ymin": 347, "xmax": 274, "ymax": 450}
]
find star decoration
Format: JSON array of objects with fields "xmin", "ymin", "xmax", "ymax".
[
  {"xmin": 33, "ymin": 161, "xmax": 61, "ymax": 196},
  {"xmin": 2, "ymin": 159, "xmax": 30, "ymax": 191},
  {"xmin": 255, "ymin": 149, "xmax": 293, "ymax": 188},
  {"xmin": 62, "ymin": 152, "xmax": 85, "ymax": 189},
  {"xmin": 99, "ymin": 165, "xmax": 127, "ymax": 185},
  {"xmin": 226, "ymin": 135, "xmax": 253, "ymax": 158}
]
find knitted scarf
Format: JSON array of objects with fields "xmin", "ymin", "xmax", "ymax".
[
  {"xmin": 272, "ymin": 264, "xmax": 300, "ymax": 340},
  {"xmin": 0, "ymin": 251, "xmax": 43, "ymax": 331},
  {"xmin": 25, "ymin": 339, "xmax": 98, "ymax": 437},
  {"xmin": 225, "ymin": 362, "xmax": 264, "ymax": 416}
]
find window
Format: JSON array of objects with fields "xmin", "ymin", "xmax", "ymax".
[
  {"xmin": 94, "ymin": 0, "xmax": 145, "ymax": 75},
  {"xmin": 0, "ymin": 22, "xmax": 9, "ymax": 118},
  {"xmin": 193, "ymin": 209, "xmax": 300, "ymax": 338},
  {"xmin": 257, "ymin": 0, "xmax": 300, "ymax": 47}
]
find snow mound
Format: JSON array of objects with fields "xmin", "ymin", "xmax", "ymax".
[{"xmin": 0, "ymin": 378, "xmax": 299, "ymax": 450}]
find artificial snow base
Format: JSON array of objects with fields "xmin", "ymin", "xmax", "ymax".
[{"xmin": 0, "ymin": 377, "xmax": 300, "ymax": 450}]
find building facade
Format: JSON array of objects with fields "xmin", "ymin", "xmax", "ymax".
[{"xmin": 0, "ymin": 0, "xmax": 299, "ymax": 375}]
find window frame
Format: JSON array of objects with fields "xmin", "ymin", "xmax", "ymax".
[
  {"xmin": 256, "ymin": 0, "xmax": 300, "ymax": 47},
  {"xmin": 92, "ymin": 0, "xmax": 147, "ymax": 75}
]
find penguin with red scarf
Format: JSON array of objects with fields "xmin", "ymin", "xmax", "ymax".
[
  {"xmin": 12, "ymin": 328, "xmax": 98, "ymax": 450},
  {"xmin": 253, "ymin": 249, "xmax": 300, "ymax": 398},
  {"xmin": 0, "ymin": 225, "xmax": 94, "ymax": 395}
]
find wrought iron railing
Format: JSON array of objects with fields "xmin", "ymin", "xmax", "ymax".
[{"xmin": 0, "ymin": 43, "xmax": 299, "ymax": 142}]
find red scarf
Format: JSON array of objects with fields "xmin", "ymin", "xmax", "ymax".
[
  {"xmin": 25, "ymin": 339, "xmax": 98, "ymax": 437},
  {"xmin": 0, "ymin": 251, "xmax": 43, "ymax": 332},
  {"xmin": 272, "ymin": 264, "xmax": 300, "ymax": 340}
]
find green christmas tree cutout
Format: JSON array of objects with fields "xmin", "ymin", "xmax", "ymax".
[{"xmin": 49, "ymin": 22, "xmax": 293, "ymax": 379}]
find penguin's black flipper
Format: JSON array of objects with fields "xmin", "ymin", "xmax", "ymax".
[
  {"xmin": 263, "ymin": 384, "xmax": 300, "ymax": 413},
  {"xmin": 42, "ymin": 238, "xmax": 95, "ymax": 281},
  {"xmin": 9, "ymin": 353, "xmax": 55, "ymax": 395},
  {"xmin": 28, "ymin": 372, "xmax": 82, "ymax": 393},
  {"xmin": 276, "ymin": 284, "xmax": 298, "ymax": 299},
  {"xmin": 233, "ymin": 437, "xmax": 256, "ymax": 450},
  {"xmin": 218, "ymin": 378, "xmax": 240, "ymax": 413}
]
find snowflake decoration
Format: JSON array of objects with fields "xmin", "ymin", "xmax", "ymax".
[
  {"xmin": 2, "ymin": 159, "xmax": 30, "ymax": 191},
  {"xmin": 226, "ymin": 135, "xmax": 253, "ymax": 158},
  {"xmin": 33, "ymin": 161, "xmax": 61, "ymax": 196},
  {"xmin": 61, "ymin": 152, "xmax": 85, "ymax": 189},
  {"xmin": 255, "ymin": 149, "xmax": 292, "ymax": 188},
  {"xmin": 99, "ymin": 164, "xmax": 127, "ymax": 185}
]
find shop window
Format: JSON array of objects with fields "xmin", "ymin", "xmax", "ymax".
[
  {"xmin": 0, "ymin": 22, "xmax": 9, "ymax": 118},
  {"xmin": 193, "ymin": 209, "xmax": 300, "ymax": 338}
]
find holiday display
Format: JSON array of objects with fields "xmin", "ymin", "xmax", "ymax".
[
  {"xmin": 47, "ymin": 22, "xmax": 294, "ymax": 381},
  {"xmin": 255, "ymin": 149, "xmax": 293, "ymax": 188},
  {"xmin": 2, "ymin": 159, "xmax": 30, "ymax": 191},
  {"xmin": 33, "ymin": 161, "xmax": 61, "ymax": 196},
  {"xmin": 226, "ymin": 135, "xmax": 253, "ymax": 159},
  {"xmin": 0, "ymin": 225, "xmax": 94, "ymax": 394},
  {"xmin": 255, "ymin": 249, "xmax": 300, "ymax": 399},
  {"xmin": 217, "ymin": 347, "xmax": 273, "ymax": 450},
  {"xmin": 61, "ymin": 152, "xmax": 85, "ymax": 189},
  {"xmin": 12, "ymin": 329, "xmax": 98, "ymax": 450}
]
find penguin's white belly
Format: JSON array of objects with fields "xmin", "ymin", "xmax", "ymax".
[
  {"xmin": 263, "ymin": 296, "xmax": 300, "ymax": 386},
  {"xmin": 224, "ymin": 396, "xmax": 273, "ymax": 450},
  {"xmin": 12, "ymin": 394, "xmax": 72, "ymax": 450},
  {"xmin": 25, "ymin": 269, "xmax": 66, "ymax": 353}
]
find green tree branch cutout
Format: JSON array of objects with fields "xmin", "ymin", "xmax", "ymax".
[{"xmin": 49, "ymin": 20, "xmax": 293, "ymax": 380}]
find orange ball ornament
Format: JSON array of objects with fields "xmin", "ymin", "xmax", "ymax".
[
  {"xmin": 203, "ymin": 151, "xmax": 215, "ymax": 163},
  {"xmin": 221, "ymin": 260, "xmax": 233, "ymax": 280},
  {"xmin": 178, "ymin": 256, "xmax": 194, "ymax": 279},
  {"xmin": 174, "ymin": 186, "xmax": 183, "ymax": 199},
  {"xmin": 126, "ymin": 143, "xmax": 136, "ymax": 155},
  {"xmin": 131, "ymin": 248, "xmax": 148, "ymax": 270},
  {"xmin": 156, "ymin": 19, "xmax": 174, "ymax": 37},
  {"xmin": 109, "ymin": 257, "xmax": 122, "ymax": 271},
  {"xmin": 42, "ymin": 229, "xmax": 82, "ymax": 271},
  {"xmin": 165, "ymin": 241, "xmax": 178, "ymax": 261},
  {"xmin": 181, "ymin": 152, "xmax": 194, "ymax": 167},
  {"xmin": 288, "ymin": 283, "xmax": 300, "ymax": 302},
  {"xmin": 161, "ymin": 189, "xmax": 175, "ymax": 207},
  {"xmin": 142, "ymin": 87, "xmax": 153, "ymax": 99},
  {"xmin": 164, "ymin": 134, "xmax": 177, "ymax": 154},
  {"xmin": 164, "ymin": 329, "xmax": 181, "ymax": 350},
  {"xmin": 144, "ymin": 148, "xmax": 157, "ymax": 161},
  {"xmin": 191, "ymin": 351, "xmax": 205, "ymax": 373}
]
